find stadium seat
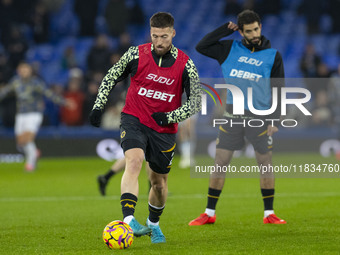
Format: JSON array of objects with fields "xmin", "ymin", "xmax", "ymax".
[{"xmin": 19, "ymin": 0, "xmax": 339, "ymax": 88}]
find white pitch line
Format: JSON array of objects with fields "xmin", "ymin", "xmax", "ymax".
[{"xmin": 0, "ymin": 192, "xmax": 339, "ymax": 203}]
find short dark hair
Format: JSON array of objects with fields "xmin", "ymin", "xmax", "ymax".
[
  {"xmin": 237, "ymin": 10, "xmax": 261, "ymax": 31},
  {"xmin": 150, "ymin": 12, "xmax": 174, "ymax": 28}
]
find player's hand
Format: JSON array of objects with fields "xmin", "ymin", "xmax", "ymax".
[
  {"xmin": 89, "ymin": 109, "xmax": 103, "ymax": 127},
  {"xmin": 151, "ymin": 112, "xmax": 169, "ymax": 126},
  {"xmin": 267, "ymin": 125, "xmax": 278, "ymax": 136},
  {"xmin": 228, "ymin": 21, "xmax": 238, "ymax": 31}
]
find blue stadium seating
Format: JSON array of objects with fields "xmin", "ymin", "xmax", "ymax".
[{"xmin": 21, "ymin": 0, "xmax": 339, "ymax": 85}]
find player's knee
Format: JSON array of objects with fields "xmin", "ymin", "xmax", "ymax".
[
  {"xmin": 215, "ymin": 149, "xmax": 233, "ymax": 166},
  {"xmin": 151, "ymin": 182, "xmax": 166, "ymax": 194},
  {"xmin": 150, "ymin": 175, "xmax": 167, "ymax": 193},
  {"xmin": 215, "ymin": 156, "xmax": 231, "ymax": 166},
  {"xmin": 258, "ymin": 160, "xmax": 271, "ymax": 168},
  {"xmin": 16, "ymin": 136, "xmax": 27, "ymax": 146},
  {"xmin": 126, "ymin": 156, "xmax": 143, "ymax": 170},
  {"xmin": 256, "ymin": 151, "xmax": 272, "ymax": 166}
]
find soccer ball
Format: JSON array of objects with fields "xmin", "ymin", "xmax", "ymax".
[{"xmin": 103, "ymin": 220, "xmax": 134, "ymax": 249}]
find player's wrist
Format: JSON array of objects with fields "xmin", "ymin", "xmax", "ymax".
[
  {"xmin": 89, "ymin": 108, "xmax": 103, "ymax": 127},
  {"xmin": 151, "ymin": 112, "xmax": 169, "ymax": 126}
]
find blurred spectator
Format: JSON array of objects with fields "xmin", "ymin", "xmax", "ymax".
[
  {"xmin": 109, "ymin": 51, "xmax": 122, "ymax": 68},
  {"xmin": 88, "ymin": 71, "xmax": 105, "ymax": 85},
  {"xmin": 243, "ymin": 0, "xmax": 255, "ymax": 10},
  {"xmin": 305, "ymin": 63, "xmax": 330, "ymax": 98},
  {"xmin": 82, "ymin": 79, "xmax": 99, "ymax": 124},
  {"xmin": 74, "ymin": 0, "xmax": 99, "ymax": 37},
  {"xmin": 255, "ymin": 0, "xmax": 281, "ymax": 16},
  {"xmin": 285, "ymin": 103, "xmax": 310, "ymax": 128},
  {"xmin": 0, "ymin": 52, "xmax": 13, "ymax": 83},
  {"xmin": 329, "ymin": 64, "xmax": 340, "ymax": 92},
  {"xmin": 30, "ymin": 61, "xmax": 42, "ymax": 77},
  {"xmin": 86, "ymin": 34, "xmax": 112, "ymax": 74},
  {"xmin": 0, "ymin": 83, "xmax": 16, "ymax": 127},
  {"xmin": 310, "ymin": 90, "xmax": 333, "ymax": 127},
  {"xmin": 29, "ymin": 1, "xmax": 50, "ymax": 44},
  {"xmin": 12, "ymin": 0, "xmax": 36, "ymax": 24},
  {"xmin": 329, "ymin": 64, "xmax": 340, "ymax": 127},
  {"xmin": 286, "ymin": 90, "xmax": 313, "ymax": 129},
  {"xmin": 118, "ymin": 32, "xmax": 132, "ymax": 55},
  {"xmin": 224, "ymin": 0, "xmax": 242, "ymax": 16},
  {"xmin": 298, "ymin": 0, "xmax": 326, "ymax": 35},
  {"xmin": 4, "ymin": 25, "xmax": 28, "ymax": 70},
  {"xmin": 61, "ymin": 46, "xmax": 78, "ymax": 70},
  {"xmin": 0, "ymin": 0, "xmax": 18, "ymax": 46},
  {"xmin": 300, "ymin": 44, "xmax": 321, "ymax": 78},
  {"xmin": 105, "ymin": 0, "xmax": 129, "ymax": 37},
  {"xmin": 40, "ymin": 0, "xmax": 65, "ymax": 12},
  {"xmin": 109, "ymin": 51, "xmax": 129, "ymax": 92},
  {"xmin": 316, "ymin": 63, "xmax": 331, "ymax": 79},
  {"xmin": 43, "ymin": 83, "xmax": 64, "ymax": 126},
  {"xmin": 127, "ymin": 0, "xmax": 145, "ymax": 26},
  {"xmin": 329, "ymin": 0, "xmax": 340, "ymax": 34},
  {"xmin": 0, "ymin": 52, "xmax": 15, "ymax": 127},
  {"xmin": 60, "ymin": 68, "xmax": 85, "ymax": 126}
]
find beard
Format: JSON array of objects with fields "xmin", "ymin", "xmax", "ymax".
[
  {"xmin": 154, "ymin": 45, "xmax": 171, "ymax": 56},
  {"xmin": 244, "ymin": 36, "xmax": 261, "ymax": 46}
]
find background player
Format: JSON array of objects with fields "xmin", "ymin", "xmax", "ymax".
[
  {"xmin": 0, "ymin": 62, "xmax": 72, "ymax": 171},
  {"xmin": 189, "ymin": 10, "xmax": 286, "ymax": 226}
]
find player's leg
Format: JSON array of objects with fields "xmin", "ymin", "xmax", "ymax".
[
  {"xmin": 256, "ymin": 150, "xmax": 275, "ymax": 212},
  {"xmin": 207, "ymin": 148, "xmax": 233, "ymax": 208},
  {"xmin": 189, "ymin": 148, "xmax": 233, "ymax": 226},
  {"xmin": 119, "ymin": 114, "xmax": 151, "ymax": 236},
  {"xmin": 255, "ymin": 151, "xmax": 286, "ymax": 224},
  {"xmin": 145, "ymin": 162, "xmax": 152, "ymax": 191},
  {"xmin": 148, "ymin": 171, "xmax": 168, "ymax": 207},
  {"xmin": 15, "ymin": 113, "xmax": 42, "ymax": 171},
  {"xmin": 248, "ymin": 126, "xmax": 286, "ymax": 224},
  {"xmin": 97, "ymin": 157, "xmax": 126, "ymax": 196},
  {"xmin": 120, "ymin": 148, "xmax": 151, "ymax": 236},
  {"xmin": 189, "ymin": 120, "xmax": 243, "ymax": 226},
  {"xmin": 145, "ymin": 129, "xmax": 175, "ymax": 243},
  {"xmin": 147, "ymin": 170, "xmax": 168, "ymax": 243},
  {"xmin": 121, "ymin": 148, "xmax": 143, "ymax": 195}
]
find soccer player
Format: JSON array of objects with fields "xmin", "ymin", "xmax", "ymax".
[
  {"xmin": 189, "ymin": 10, "xmax": 286, "ymax": 225},
  {"xmin": 0, "ymin": 62, "xmax": 72, "ymax": 171},
  {"xmin": 89, "ymin": 12, "xmax": 201, "ymax": 243}
]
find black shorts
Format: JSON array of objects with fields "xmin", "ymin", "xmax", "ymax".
[
  {"xmin": 120, "ymin": 113, "xmax": 176, "ymax": 174},
  {"xmin": 216, "ymin": 117, "xmax": 273, "ymax": 154}
]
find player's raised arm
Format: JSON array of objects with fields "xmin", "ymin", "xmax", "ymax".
[
  {"xmin": 195, "ymin": 22, "xmax": 237, "ymax": 63},
  {"xmin": 35, "ymin": 79, "xmax": 65, "ymax": 105},
  {"xmin": 0, "ymin": 81, "xmax": 15, "ymax": 101}
]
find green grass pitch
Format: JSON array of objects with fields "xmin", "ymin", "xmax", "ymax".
[{"xmin": 1, "ymin": 154, "xmax": 339, "ymax": 254}]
